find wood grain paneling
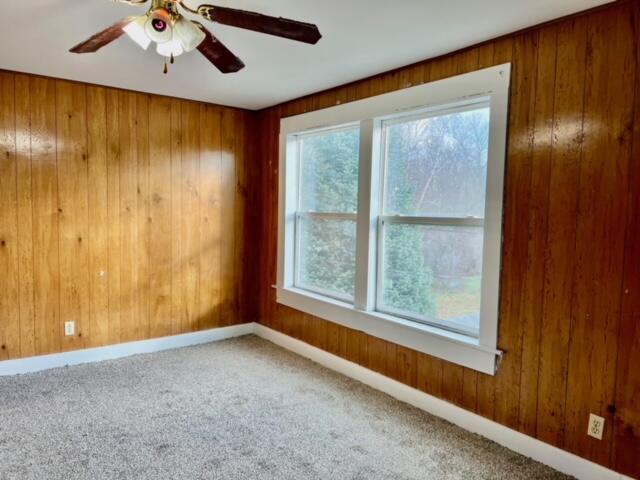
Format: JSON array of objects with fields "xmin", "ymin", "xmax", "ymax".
[
  {"xmin": 613, "ymin": 3, "xmax": 640, "ymax": 474},
  {"xmin": 0, "ymin": 72, "xmax": 19, "ymax": 361},
  {"xmin": 86, "ymin": 86, "xmax": 110, "ymax": 348},
  {"xmin": 0, "ymin": 71, "xmax": 253, "ymax": 359},
  {"xmin": 252, "ymin": 1, "xmax": 640, "ymax": 477}
]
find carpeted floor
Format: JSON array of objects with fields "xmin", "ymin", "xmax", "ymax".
[{"xmin": 0, "ymin": 336, "xmax": 572, "ymax": 480}]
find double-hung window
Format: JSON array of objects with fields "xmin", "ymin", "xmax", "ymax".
[{"xmin": 277, "ymin": 65, "xmax": 511, "ymax": 374}]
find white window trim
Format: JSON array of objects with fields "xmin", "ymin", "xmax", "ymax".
[{"xmin": 277, "ymin": 64, "xmax": 511, "ymax": 375}]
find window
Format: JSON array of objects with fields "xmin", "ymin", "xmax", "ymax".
[{"xmin": 278, "ymin": 65, "xmax": 511, "ymax": 375}]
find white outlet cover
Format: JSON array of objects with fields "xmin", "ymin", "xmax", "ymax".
[
  {"xmin": 64, "ymin": 322, "xmax": 75, "ymax": 337},
  {"xmin": 587, "ymin": 413, "xmax": 605, "ymax": 440}
]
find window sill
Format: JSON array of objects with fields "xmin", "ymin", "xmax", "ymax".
[{"xmin": 276, "ymin": 286, "xmax": 502, "ymax": 375}]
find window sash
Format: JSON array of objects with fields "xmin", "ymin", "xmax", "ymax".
[
  {"xmin": 379, "ymin": 101, "xmax": 491, "ymax": 221},
  {"xmin": 375, "ymin": 218, "xmax": 483, "ymax": 338},
  {"xmin": 293, "ymin": 212, "xmax": 357, "ymax": 303},
  {"xmin": 296, "ymin": 124, "xmax": 360, "ymax": 214}
]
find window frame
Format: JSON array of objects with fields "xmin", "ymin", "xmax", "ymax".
[{"xmin": 277, "ymin": 64, "xmax": 511, "ymax": 375}]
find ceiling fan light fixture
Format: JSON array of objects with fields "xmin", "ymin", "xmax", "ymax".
[
  {"xmin": 174, "ymin": 17, "xmax": 206, "ymax": 52},
  {"xmin": 123, "ymin": 16, "xmax": 152, "ymax": 50},
  {"xmin": 157, "ymin": 38, "xmax": 184, "ymax": 58},
  {"xmin": 70, "ymin": 0, "xmax": 322, "ymax": 75}
]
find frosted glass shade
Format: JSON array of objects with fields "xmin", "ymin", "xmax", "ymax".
[
  {"xmin": 174, "ymin": 17, "xmax": 206, "ymax": 52},
  {"xmin": 156, "ymin": 39, "xmax": 184, "ymax": 58},
  {"xmin": 123, "ymin": 16, "xmax": 151, "ymax": 50}
]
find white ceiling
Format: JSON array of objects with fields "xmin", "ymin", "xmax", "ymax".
[{"xmin": 2, "ymin": 0, "xmax": 610, "ymax": 110}]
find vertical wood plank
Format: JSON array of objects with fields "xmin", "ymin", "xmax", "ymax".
[
  {"xmin": 345, "ymin": 327, "xmax": 360, "ymax": 364},
  {"xmin": 240, "ymin": 112, "xmax": 260, "ymax": 323},
  {"xmin": 181, "ymin": 101, "xmax": 201, "ymax": 332},
  {"xmin": 136, "ymin": 93, "xmax": 151, "ymax": 340},
  {"xmin": 518, "ymin": 24, "xmax": 558, "ymax": 437},
  {"xmin": 170, "ymin": 98, "xmax": 184, "ymax": 335},
  {"xmin": 234, "ymin": 110, "xmax": 248, "ymax": 325},
  {"xmin": 148, "ymin": 96, "xmax": 173, "ymax": 338},
  {"xmin": 416, "ymin": 352, "xmax": 443, "ymax": 398},
  {"xmin": 56, "ymin": 80, "xmax": 90, "ymax": 351},
  {"xmin": 395, "ymin": 345, "xmax": 418, "ymax": 388},
  {"xmin": 367, "ymin": 336, "xmax": 387, "ymax": 374},
  {"xmin": 86, "ymin": 86, "xmax": 110, "ymax": 348},
  {"xmin": 30, "ymin": 76, "xmax": 60, "ymax": 356},
  {"xmin": 14, "ymin": 74, "xmax": 36, "ymax": 358},
  {"xmin": 198, "ymin": 104, "xmax": 222, "ymax": 330},
  {"xmin": 0, "ymin": 72, "xmax": 20, "ymax": 359},
  {"xmin": 119, "ymin": 91, "xmax": 138, "ymax": 342},
  {"xmin": 220, "ymin": 108, "xmax": 237, "ymax": 326},
  {"xmin": 106, "ymin": 89, "xmax": 121, "ymax": 345}
]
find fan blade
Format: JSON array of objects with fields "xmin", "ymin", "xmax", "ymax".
[
  {"xmin": 70, "ymin": 17, "xmax": 133, "ymax": 53},
  {"xmin": 197, "ymin": 5, "xmax": 321, "ymax": 44},
  {"xmin": 197, "ymin": 26, "xmax": 245, "ymax": 73}
]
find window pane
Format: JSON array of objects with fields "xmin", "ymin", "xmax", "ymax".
[
  {"xmin": 384, "ymin": 106, "xmax": 490, "ymax": 218},
  {"xmin": 300, "ymin": 128, "xmax": 360, "ymax": 213},
  {"xmin": 297, "ymin": 216, "xmax": 357, "ymax": 300},
  {"xmin": 380, "ymin": 223, "xmax": 484, "ymax": 335}
]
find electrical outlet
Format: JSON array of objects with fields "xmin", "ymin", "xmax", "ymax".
[
  {"xmin": 587, "ymin": 413, "xmax": 605, "ymax": 440},
  {"xmin": 64, "ymin": 321, "xmax": 75, "ymax": 337}
]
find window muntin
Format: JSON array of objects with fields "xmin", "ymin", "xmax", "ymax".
[
  {"xmin": 376, "ymin": 102, "xmax": 491, "ymax": 337},
  {"xmin": 293, "ymin": 126, "xmax": 360, "ymax": 301}
]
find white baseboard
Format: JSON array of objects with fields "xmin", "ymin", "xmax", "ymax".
[
  {"xmin": 0, "ymin": 323, "xmax": 255, "ymax": 376},
  {"xmin": 253, "ymin": 324, "xmax": 634, "ymax": 480}
]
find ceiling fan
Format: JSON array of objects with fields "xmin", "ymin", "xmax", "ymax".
[{"xmin": 70, "ymin": 0, "xmax": 322, "ymax": 74}]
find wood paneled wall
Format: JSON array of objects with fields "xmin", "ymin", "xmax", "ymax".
[
  {"xmin": 252, "ymin": 1, "xmax": 640, "ymax": 477},
  {"xmin": 0, "ymin": 71, "xmax": 255, "ymax": 359}
]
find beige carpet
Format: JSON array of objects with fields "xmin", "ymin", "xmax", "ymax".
[{"xmin": 0, "ymin": 336, "xmax": 572, "ymax": 480}]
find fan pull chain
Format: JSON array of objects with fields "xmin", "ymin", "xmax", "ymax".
[
  {"xmin": 170, "ymin": 53, "xmax": 175, "ymax": 65},
  {"xmin": 163, "ymin": 60, "xmax": 168, "ymax": 74}
]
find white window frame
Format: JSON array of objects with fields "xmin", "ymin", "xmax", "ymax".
[{"xmin": 277, "ymin": 64, "xmax": 511, "ymax": 375}]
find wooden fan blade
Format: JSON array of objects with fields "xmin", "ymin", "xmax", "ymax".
[
  {"xmin": 70, "ymin": 17, "xmax": 133, "ymax": 53},
  {"xmin": 197, "ymin": 5, "xmax": 322, "ymax": 44},
  {"xmin": 197, "ymin": 26, "xmax": 245, "ymax": 73}
]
